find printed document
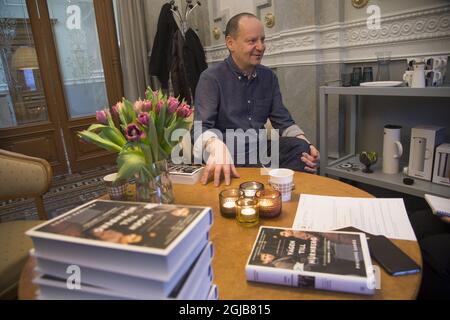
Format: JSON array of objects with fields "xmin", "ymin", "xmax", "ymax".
[{"xmin": 292, "ymin": 194, "xmax": 416, "ymax": 241}]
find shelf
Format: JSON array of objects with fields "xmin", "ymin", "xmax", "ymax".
[
  {"xmin": 321, "ymin": 86, "xmax": 450, "ymax": 98},
  {"xmin": 324, "ymin": 155, "xmax": 450, "ymax": 199}
]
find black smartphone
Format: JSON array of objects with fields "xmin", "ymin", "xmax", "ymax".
[{"xmin": 368, "ymin": 235, "xmax": 421, "ymax": 276}]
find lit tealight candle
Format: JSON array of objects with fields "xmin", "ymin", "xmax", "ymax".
[
  {"xmin": 236, "ymin": 198, "xmax": 259, "ymax": 227},
  {"xmin": 256, "ymin": 190, "xmax": 282, "ymax": 219},
  {"xmin": 223, "ymin": 201, "xmax": 235, "ymax": 209},
  {"xmin": 241, "ymin": 208, "xmax": 256, "ymax": 216},
  {"xmin": 219, "ymin": 189, "xmax": 243, "ymax": 219},
  {"xmin": 239, "ymin": 182, "xmax": 264, "ymax": 198}
]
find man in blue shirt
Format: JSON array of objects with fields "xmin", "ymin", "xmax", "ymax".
[{"xmin": 193, "ymin": 13, "xmax": 320, "ymax": 186}]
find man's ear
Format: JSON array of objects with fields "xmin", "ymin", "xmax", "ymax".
[{"xmin": 225, "ymin": 35, "xmax": 234, "ymax": 52}]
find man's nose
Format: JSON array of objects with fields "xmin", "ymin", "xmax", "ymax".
[{"xmin": 256, "ymin": 41, "xmax": 265, "ymax": 51}]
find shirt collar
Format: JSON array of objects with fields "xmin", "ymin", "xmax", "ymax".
[{"xmin": 225, "ymin": 55, "xmax": 258, "ymax": 80}]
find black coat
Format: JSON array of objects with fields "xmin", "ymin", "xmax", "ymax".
[
  {"xmin": 149, "ymin": 3, "xmax": 178, "ymax": 89},
  {"xmin": 149, "ymin": 4, "xmax": 208, "ymax": 103},
  {"xmin": 183, "ymin": 28, "xmax": 208, "ymax": 100}
]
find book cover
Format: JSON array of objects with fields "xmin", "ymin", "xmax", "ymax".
[
  {"xmin": 168, "ymin": 163, "xmax": 204, "ymax": 185},
  {"xmin": 246, "ymin": 227, "xmax": 375, "ymax": 295},
  {"xmin": 424, "ymin": 194, "xmax": 450, "ymax": 217},
  {"xmin": 34, "ymin": 242, "xmax": 214, "ymax": 300},
  {"xmin": 27, "ymin": 200, "xmax": 213, "ymax": 281}
]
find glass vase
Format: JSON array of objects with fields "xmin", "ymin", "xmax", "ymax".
[{"xmin": 135, "ymin": 159, "xmax": 175, "ymax": 204}]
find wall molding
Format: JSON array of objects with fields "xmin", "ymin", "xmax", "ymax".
[
  {"xmin": 205, "ymin": 3, "xmax": 450, "ymax": 66},
  {"xmin": 64, "ymin": 70, "xmax": 105, "ymax": 86}
]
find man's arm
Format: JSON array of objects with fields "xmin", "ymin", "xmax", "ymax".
[
  {"xmin": 193, "ymin": 72, "xmax": 240, "ymax": 186},
  {"xmin": 268, "ymin": 72, "xmax": 320, "ymax": 173}
]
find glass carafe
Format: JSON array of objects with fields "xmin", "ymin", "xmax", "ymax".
[{"xmin": 376, "ymin": 51, "xmax": 391, "ymax": 81}]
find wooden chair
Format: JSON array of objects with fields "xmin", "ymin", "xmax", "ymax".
[{"xmin": 0, "ymin": 149, "xmax": 52, "ymax": 299}]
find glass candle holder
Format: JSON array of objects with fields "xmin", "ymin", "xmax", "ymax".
[
  {"xmin": 219, "ymin": 189, "xmax": 243, "ymax": 218},
  {"xmin": 236, "ymin": 198, "xmax": 259, "ymax": 227},
  {"xmin": 239, "ymin": 181, "xmax": 264, "ymax": 198},
  {"xmin": 256, "ymin": 190, "xmax": 282, "ymax": 218}
]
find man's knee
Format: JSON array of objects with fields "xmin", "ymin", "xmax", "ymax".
[{"xmin": 278, "ymin": 137, "xmax": 310, "ymax": 172}]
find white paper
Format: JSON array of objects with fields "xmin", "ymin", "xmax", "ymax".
[{"xmin": 292, "ymin": 194, "xmax": 417, "ymax": 241}]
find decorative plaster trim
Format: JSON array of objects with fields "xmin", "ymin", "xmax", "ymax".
[
  {"xmin": 205, "ymin": 4, "xmax": 450, "ymax": 66},
  {"xmin": 64, "ymin": 72, "xmax": 105, "ymax": 86}
]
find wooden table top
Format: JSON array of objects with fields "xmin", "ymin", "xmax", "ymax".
[{"xmin": 19, "ymin": 168, "xmax": 422, "ymax": 300}]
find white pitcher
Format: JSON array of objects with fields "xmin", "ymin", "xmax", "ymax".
[
  {"xmin": 411, "ymin": 62, "xmax": 426, "ymax": 88},
  {"xmin": 383, "ymin": 125, "xmax": 403, "ymax": 174}
]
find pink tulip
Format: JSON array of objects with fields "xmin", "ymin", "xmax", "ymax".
[
  {"xmin": 96, "ymin": 110, "xmax": 108, "ymax": 124},
  {"xmin": 155, "ymin": 100, "xmax": 164, "ymax": 114},
  {"xmin": 138, "ymin": 112, "xmax": 150, "ymax": 126},
  {"xmin": 176, "ymin": 104, "xmax": 193, "ymax": 118},
  {"xmin": 112, "ymin": 102, "xmax": 123, "ymax": 117},
  {"xmin": 143, "ymin": 100, "xmax": 152, "ymax": 112},
  {"xmin": 125, "ymin": 124, "xmax": 145, "ymax": 142},
  {"xmin": 134, "ymin": 100, "xmax": 144, "ymax": 114},
  {"xmin": 167, "ymin": 97, "xmax": 179, "ymax": 113}
]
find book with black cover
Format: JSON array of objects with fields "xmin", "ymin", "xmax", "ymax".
[
  {"xmin": 246, "ymin": 227, "xmax": 375, "ymax": 295},
  {"xmin": 27, "ymin": 199, "xmax": 213, "ymax": 282}
]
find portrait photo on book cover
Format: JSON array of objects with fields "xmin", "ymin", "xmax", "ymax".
[
  {"xmin": 249, "ymin": 228, "xmax": 367, "ymax": 277},
  {"xmin": 37, "ymin": 201, "xmax": 204, "ymax": 250},
  {"xmin": 169, "ymin": 164, "xmax": 203, "ymax": 174}
]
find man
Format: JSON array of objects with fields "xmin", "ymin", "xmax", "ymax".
[
  {"xmin": 409, "ymin": 171, "xmax": 450, "ymax": 299},
  {"xmin": 193, "ymin": 13, "xmax": 320, "ymax": 186}
]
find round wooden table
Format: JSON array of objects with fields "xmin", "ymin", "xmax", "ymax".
[{"xmin": 19, "ymin": 168, "xmax": 422, "ymax": 300}]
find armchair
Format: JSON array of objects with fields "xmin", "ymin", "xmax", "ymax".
[{"xmin": 0, "ymin": 149, "xmax": 52, "ymax": 299}]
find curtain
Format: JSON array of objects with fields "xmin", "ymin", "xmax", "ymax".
[{"xmin": 116, "ymin": 0, "xmax": 156, "ymax": 101}]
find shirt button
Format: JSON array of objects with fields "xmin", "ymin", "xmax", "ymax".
[
  {"xmin": 249, "ymin": 117, "xmax": 252, "ymax": 121},
  {"xmin": 238, "ymin": 76, "xmax": 242, "ymax": 80},
  {"xmin": 247, "ymin": 100, "xmax": 251, "ymax": 104}
]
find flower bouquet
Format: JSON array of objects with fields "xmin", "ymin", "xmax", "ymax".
[{"xmin": 78, "ymin": 87, "xmax": 193, "ymax": 203}]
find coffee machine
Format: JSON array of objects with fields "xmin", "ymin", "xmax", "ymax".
[{"xmin": 408, "ymin": 126, "xmax": 445, "ymax": 181}]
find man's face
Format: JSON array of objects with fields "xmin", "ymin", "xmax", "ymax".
[
  {"xmin": 260, "ymin": 253, "xmax": 275, "ymax": 264},
  {"xmin": 226, "ymin": 16, "xmax": 266, "ymax": 73}
]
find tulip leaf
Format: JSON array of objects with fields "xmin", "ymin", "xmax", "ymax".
[
  {"xmin": 116, "ymin": 149, "xmax": 147, "ymax": 181},
  {"xmin": 78, "ymin": 131, "xmax": 122, "ymax": 153}
]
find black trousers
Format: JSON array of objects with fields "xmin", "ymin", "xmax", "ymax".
[
  {"xmin": 410, "ymin": 209, "xmax": 450, "ymax": 299},
  {"xmin": 231, "ymin": 137, "xmax": 311, "ymax": 172}
]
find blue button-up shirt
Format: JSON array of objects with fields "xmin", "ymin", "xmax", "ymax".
[{"xmin": 194, "ymin": 56, "xmax": 304, "ymax": 139}]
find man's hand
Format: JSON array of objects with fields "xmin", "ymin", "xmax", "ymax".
[
  {"xmin": 200, "ymin": 138, "xmax": 240, "ymax": 186},
  {"xmin": 302, "ymin": 145, "xmax": 320, "ymax": 173},
  {"xmin": 297, "ymin": 135, "xmax": 320, "ymax": 173},
  {"xmin": 440, "ymin": 216, "xmax": 450, "ymax": 224}
]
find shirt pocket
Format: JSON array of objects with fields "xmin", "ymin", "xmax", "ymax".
[{"xmin": 254, "ymin": 98, "xmax": 272, "ymax": 123}]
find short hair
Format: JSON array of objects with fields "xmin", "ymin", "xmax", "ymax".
[{"xmin": 225, "ymin": 12, "xmax": 258, "ymax": 38}]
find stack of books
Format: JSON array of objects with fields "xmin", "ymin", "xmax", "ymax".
[{"xmin": 26, "ymin": 199, "xmax": 217, "ymax": 300}]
